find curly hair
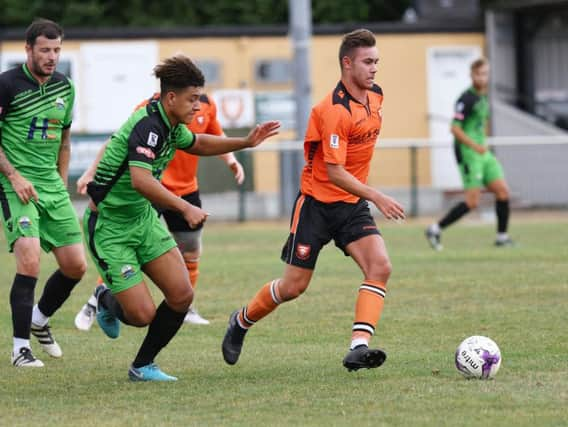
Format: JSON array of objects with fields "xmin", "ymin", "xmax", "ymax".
[{"xmin": 153, "ymin": 55, "xmax": 205, "ymax": 94}]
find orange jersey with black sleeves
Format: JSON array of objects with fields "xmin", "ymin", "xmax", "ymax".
[
  {"xmin": 133, "ymin": 93, "xmax": 223, "ymax": 196},
  {"xmin": 300, "ymin": 81, "xmax": 383, "ymax": 203}
]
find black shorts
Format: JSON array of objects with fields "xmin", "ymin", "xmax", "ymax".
[
  {"xmin": 160, "ymin": 190, "xmax": 203, "ymax": 232},
  {"xmin": 280, "ymin": 193, "xmax": 380, "ymax": 270}
]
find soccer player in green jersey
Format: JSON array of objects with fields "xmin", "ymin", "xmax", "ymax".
[
  {"xmin": 83, "ymin": 54, "xmax": 279, "ymax": 381},
  {"xmin": 426, "ymin": 58, "xmax": 514, "ymax": 250},
  {"xmin": 0, "ymin": 19, "xmax": 87, "ymax": 367}
]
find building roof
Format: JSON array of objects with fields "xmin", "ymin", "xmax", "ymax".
[
  {"xmin": 490, "ymin": 0, "xmax": 568, "ymax": 10},
  {"xmin": 0, "ymin": 20, "xmax": 483, "ymax": 41}
]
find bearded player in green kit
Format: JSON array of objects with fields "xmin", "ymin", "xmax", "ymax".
[{"xmin": 0, "ymin": 19, "xmax": 87, "ymax": 367}]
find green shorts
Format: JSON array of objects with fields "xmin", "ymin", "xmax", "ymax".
[
  {"xmin": 458, "ymin": 151, "xmax": 505, "ymax": 190},
  {"xmin": 83, "ymin": 206, "xmax": 178, "ymax": 294},
  {"xmin": 0, "ymin": 188, "xmax": 82, "ymax": 252}
]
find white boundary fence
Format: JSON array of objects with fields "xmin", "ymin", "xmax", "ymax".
[{"xmin": 70, "ymin": 135, "xmax": 568, "ymax": 220}]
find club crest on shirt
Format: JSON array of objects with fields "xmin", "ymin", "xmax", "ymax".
[
  {"xmin": 147, "ymin": 131, "xmax": 159, "ymax": 147},
  {"xmin": 136, "ymin": 146, "xmax": 155, "ymax": 159},
  {"xmin": 330, "ymin": 134, "xmax": 339, "ymax": 149},
  {"xmin": 197, "ymin": 116, "xmax": 205, "ymax": 125},
  {"xmin": 296, "ymin": 243, "xmax": 311, "ymax": 260},
  {"xmin": 54, "ymin": 97, "xmax": 65, "ymax": 110}
]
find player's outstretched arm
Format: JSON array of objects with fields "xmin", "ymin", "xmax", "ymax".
[
  {"xmin": 186, "ymin": 121, "xmax": 280, "ymax": 156},
  {"xmin": 327, "ymin": 163, "xmax": 405, "ymax": 222}
]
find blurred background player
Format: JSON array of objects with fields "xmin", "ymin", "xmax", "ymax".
[
  {"xmin": 425, "ymin": 58, "xmax": 514, "ymax": 250},
  {"xmin": 74, "ymin": 92, "xmax": 244, "ymax": 329},
  {"xmin": 0, "ymin": 19, "xmax": 87, "ymax": 367},
  {"xmin": 221, "ymin": 29, "xmax": 405, "ymax": 371}
]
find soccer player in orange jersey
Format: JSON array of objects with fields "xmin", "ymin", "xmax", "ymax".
[
  {"xmin": 222, "ymin": 29, "xmax": 405, "ymax": 371},
  {"xmin": 74, "ymin": 93, "xmax": 244, "ymax": 329}
]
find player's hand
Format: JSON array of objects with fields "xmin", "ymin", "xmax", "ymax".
[
  {"xmin": 228, "ymin": 161, "xmax": 245, "ymax": 185},
  {"xmin": 8, "ymin": 171, "xmax": 39, "ymax": 204},
  {"xmin": 473, "ymin": 144, "xmax": 487, "ymax": 155},
  {"xmin": 182, "ymin": 203, "xmax": 209, "ymax": 229},
  {"xmin": 373, "ymin": 192, "xmax": 405, "ymax": 222},
  {"xmin": 76, "ymin": 170, "xmax": 95, "ymax": 195},
  {"xmin": 245, "ymin": 121, "xmax": 281, "ymax": 148}
]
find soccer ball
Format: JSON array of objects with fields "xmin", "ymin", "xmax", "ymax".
[{"xmin": 455, "ymin": 335, "xmax": 502, "ymax": 379}]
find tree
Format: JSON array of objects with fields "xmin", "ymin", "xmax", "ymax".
[{"xmin": 0, "ymin": 0, "xmax": 412, "ymax": 28}]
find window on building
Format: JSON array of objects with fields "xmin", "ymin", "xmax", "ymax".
[
  {"xmin": 255, "ymin": 59, "xmax": 291, "ymax": 84},
  {"xmin": 195, "ymin": 60, "xmax": 222, "ymax": 86}
]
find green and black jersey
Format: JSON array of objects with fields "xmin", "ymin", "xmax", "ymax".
[
  {"xmin": 0, "ymin": 64, "xmax": 74, "ymax": 192},
  {"xmin": 452, "ymin": 87, "xmax": 489, "ymax": 161},
  {"xmin": 87, "ymin": 99, "xmax": 195, "ymax": 219}
]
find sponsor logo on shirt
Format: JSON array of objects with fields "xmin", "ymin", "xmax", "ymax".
[
  {"xmin": 136, "ymin": 146, "xmax": 155, "ymax": 159},
  {"xmin": 330, "ymin": 134, "xmax": 339, "ymax": 149},
  {"xmin": 147, "ymin": 131, "xmax": 159, "ymax": 147},
  {"xmin": 14, "ymin": 89, "xmax": 33, "ymax": 100},
  {"xmin": 296, "ymin": 243, "xmax": 311, "ymax": 260}
]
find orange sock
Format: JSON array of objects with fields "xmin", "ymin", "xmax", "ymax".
[
  {"xmin": 185, "ymin": 260, "xmax": 199, "ymax": 289},
  {"xmin": 352, "ymin": 280, "xmax": 387, "ymax": 341},
  {"xmin": 238, "ymin": 280, "xmax": 282, "ymax": 329},
  {"xmin": 96, "ymin": 276, "xmax": 104, "ymax": 285}
]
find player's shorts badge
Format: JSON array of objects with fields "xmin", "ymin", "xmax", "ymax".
[
  {"xmin": 296, "ymin": 243, "xmax": 311, "ymax": 260},
  {"xmin": 18, "ymin": 216, "xmax": 32, "ymax": 229},
  {"xmin": 120, "ymin": 264, "xmax": 136, "ymax": 280}
]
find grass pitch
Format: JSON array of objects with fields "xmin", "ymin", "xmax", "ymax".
[{"xmin": 0, "ymin": 216, "xmax": 567, "ymax": 426}]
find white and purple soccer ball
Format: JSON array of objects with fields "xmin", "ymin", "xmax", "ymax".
[{"xmin": 455, "ymin": 335, "xmax": 502, "ymax": 379}]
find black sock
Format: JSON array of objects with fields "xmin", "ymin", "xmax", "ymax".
[
  {"xmin": 10, "ymin": 274, "xmax": 37, "ymax": 339},
  {"xmin": 37, "ymin": 270, "xmax": 80, "ymax": 317},
  {"xmin": 98, "ymin": 288, "xmax": 129, "ymax": 325},
  {"xmin": 439, "ymin": 202, "xmax": 470, "ymax": 229},
  {"xmin": 132, "ymin": 301, "xmax": 186, "ymax": 368},
  {"xmin": 496, "ymin": 199, "xmax": 510, "ymax": 233}
]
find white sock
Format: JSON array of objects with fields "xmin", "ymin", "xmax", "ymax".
[
  {"xmin": 87, "ymin": 294, "xmax": 97, "ymax": 307},
  {"xmin": 430, "ymin": 223, "xmax": 441, "ymax": 234},
  {"xmin": 496, "ymin": 232, "xmax": 509, "ymax": 242},
  {"xmin": 13, "ymin": 337, "xmax": 31, "ymax": 354},
  {"xmin": 350, "ymin": 338, "xmax": 369, "ymax": 350},
  {"xmin": 31, "ymin": 305, "xmax": 49, "ymax": 327}
]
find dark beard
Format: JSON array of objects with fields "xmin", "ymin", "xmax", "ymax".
[{"xmin": 31, "ymin": 61, "xmax": 54, "ymax": 78}]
